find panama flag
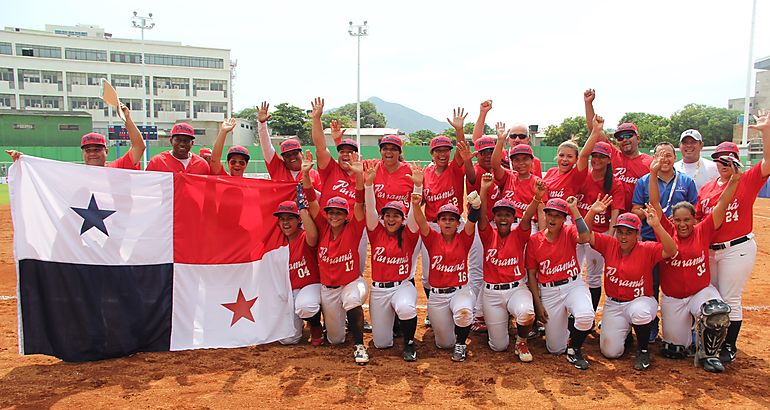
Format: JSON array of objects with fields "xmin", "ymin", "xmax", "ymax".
[{"xmin": 10, "ymin": 156, "xmax": 298, "ymax": 362}]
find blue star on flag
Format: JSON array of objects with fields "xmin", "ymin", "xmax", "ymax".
[{"xmin": 71, "ymin": 194, "xmax": 116, "ymax": 236}]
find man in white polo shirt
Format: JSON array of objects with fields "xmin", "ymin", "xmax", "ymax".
[{"xmin": 674, "ymin": 129, "xmax": 719, "ymax": 191}]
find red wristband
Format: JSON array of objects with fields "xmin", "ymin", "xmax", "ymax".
[
  {"xmin": 356, "ymin": 189, "xmax": 365, "ymax": 204},
  {"xmin": 303, "ymin": 187, "xmax": 317, "ymax": 202}
]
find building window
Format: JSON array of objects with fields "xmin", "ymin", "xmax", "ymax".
[
  {"xmin": 145, "ymin": 53, "xmax": 224, "ymax": 69},
  {"xmin": 59, "ymin": 124, "xmax": 80, "ymax": 131},
  {"xmin": 16, "ymin": 44, "xmax": 62, "ymax": 58},
  {"xmin": 110, "ymin": 51, "xmax": 142, "ymax": 64},
  {"xmin": 0, "ymin": 68, "xmax": 13, "ymax": 82},
  {"xmin": 14, "ymin": 124, "xmax": 35, "ymax": 130},
  {"xmin": 0, "ymin": 42, "xmax": 11, "ymax": 55},
  {"xmin": 194, "ymin": 129, "xmax": 206, "ymax": 136},
  {"xmin": 65, "ymin": 48, "xmax": 107, "ymax": 62},
  {"xmin": 0, "ymin": 94, "xmax": 12, "ymax": 107}
]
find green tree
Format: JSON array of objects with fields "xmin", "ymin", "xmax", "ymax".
[
  {"xmin": 233, "ymin": 107, "xmax": 258, "ymax": 124},
  {"xmin": 669, "ymin": 104, "xmax": 740, "ymax": 146},
  {"xmin": 542, "ymin": 116, "xmax": 589, "ymax": 146},
  {"xmin": 321, "ymin": 112, "xmax": 354, "ymax": 129},
  {"xmin": 332, "ymin": 101, "xmax": 387, "ymax": 128},
  {"xmin": 618, "ymin": 112, "xmax": 673, "ymax": 147},
  {"xmin": 270, "ymin": 103, "xmax": 310, "ymax": 144},
  {"xmin": 407, "ymin": 129, "xmax": 436, "ymax": 146},
  {"xmin": 461, "ymin": 122, "xmax": 494, "ymax": 136}
]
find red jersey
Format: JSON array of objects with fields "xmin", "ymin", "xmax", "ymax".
[
  {"xmin": 368, "ymin": 223, "xmax": 420, "ymax": 282},
  {"xmin": 287, "ymin": 231, "xmax": 320, "ymax": 289},
  {"xmin": 498, "ymin": 170, "xmax": 549, "ymax": 219},
  {"xmin": 146, "ymin": 151, "xmax": 211, "ymax": 175},
  {"xmin": 314, "ymin": 215, "xmax": 365, "ymax": 287},
  {"xmin": 525, "ymin": 225, "xmax": 582, "ymax": 284},
  {"xmin": 609, "ymin": 145, "xmax": 653, "ymax": 211},
  {"xmin": 267, "ymin": 155, "xmax": 322, "ymax": 191},
  {"xmin": 467, "ymin": 163, "xmax": 505, "ymax": 219},
  {"xmin": 543, "ymin": 166, "xmax": 588, "ymax": 200},
  {"xmin": 318, "ymin": 160, "xmax": 357, "ymax": 211},
  {"xmin": 373, "ymin": 161, "xmax": 413, "ymax": 211},
  {"xmin": 659, "ymin": 215, "xmax": 714, "ymax": 299},
  {"xmin": 478, "ymin": 223, "xmax": 530, "ymax": 283},
  {"xmin": 421, "ymin": 229, "xmax": 474, "ymax": 288},
  {"xmin": 593, "ymin": 233, "xmax": 663, "ymax": 301},
  {"xmin": 696, "ymin": 162, "xmax": 768, "ymax": 243},
  {"xmin": 423, "ymin": 161, "xmax": 466, "ymax": 221},
  {"xmin": 576, "ymin": 173, "xmax": 625, "ymax": 232},
  {"xmin": 107, "ymin": 152, "xmax": 140, "ymax": 170}
]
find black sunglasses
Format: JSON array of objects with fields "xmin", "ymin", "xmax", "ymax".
[
  {"xmin": 614, "ymin": 133, "xmax": 636, "ymax": 141},
  {"xmin": 508, "ymin": 133, "xmax": 528, "ymax": 140}
]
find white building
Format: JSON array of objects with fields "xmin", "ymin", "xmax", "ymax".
[{"xmin": 0, "ymin": 23, "xmax": 232, "ymax": 143}]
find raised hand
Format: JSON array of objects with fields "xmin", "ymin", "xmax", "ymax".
[
  {"xmin": 220, "ymin": 117, "xmax": 237, "ymax": 133},
  {"xmin": 480, "ymin": 100, "xmax": 493, "ymax": 114},
  {"xmin": 644, "ymin": 204, "xmax": 660, "ymax": 228},
  {"xmin": 409, "ymin": 162, "xmax": 424, "ymax": 185},
  {"xmin": 584, "ymin": 89, "xmax": 595, "ymax": 104},
  {"xmin": 480, "ymin": 172, "xmax": 494, "ymax": 191},
  {"xmin": 456, "ymin": 139, "xmax": 473, "ymax": 161},
  {"xmin": 592, "ymin": 114, "xmax": 604, "ymax": 131},
  {"xmin": 411, "ymin": 192, "xmax": 423, "ymax": 207},
  {"xmin": 301, "ymin": 150, "xmax": 314, "ymax": 175},
  {"xmin": 258, "ymin": 101, "xmax": 271, "ymax": 123},
  {"xmin": 309, "ymin": 97, "xmax": 324, "ymax": 120},
  {"xmin": 566, "ymin": 196, "xmax": 579, "ymax": 212},
  {"xmin": 119, "ymin": 102, "xmax": 132, "ymax": 121},
  {"xmin": 446, "ymin": 107, "xmax": 468, "ymax": 130},
  {"xmin": 365, "ymin": 162, "xmax": 378, "ymax": 185},
  {"xmin": 349, "ymin": 152, "xmax": 364, "ymax": 175},
  {"xmin": 467, "ymin": 191, "xmax": 482, "ymax": 209},
  {"xmin": 749, "ymin": 109, "xmax": 769, "ymax": 134},
  {"xmin": 495, "ymin": 122, "xmax": 507, "ymax": 141},
  {"xmin": 330, "ymin": 119, "xmax": 346, "ymax": 142},
  {"xmin": 649, "ymin": 156, "xmax": 661, "ymax": 175},
  {"xmin": 590, "ymin": 194, "xmax": 612, "ymax": 214},
  {"xmin": 533, "ymin": 179, "xmax": 546, "ymax": 200}
]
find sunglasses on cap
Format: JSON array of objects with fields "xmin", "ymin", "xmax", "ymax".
[
  {"xmin": 508, "ymin": 133, "xmax": 528, "ymax": 140},
  {"xmin": 614, "ymin": 132, "xmax": 636, "ymax": 141}
]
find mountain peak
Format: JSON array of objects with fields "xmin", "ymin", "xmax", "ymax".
[{"xmin": 366, "ymin": 97, "xmax": 445, "ymax": 134}]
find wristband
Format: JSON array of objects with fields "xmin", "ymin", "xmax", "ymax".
[
  {"xmin": 575, "ymin": 217, "xmax": 589, "ymax": 234},
  {"xmin": 413, "ymin": 185, "xmax": 423, "ymax": 195},
  {"xmin": 467, "ymin": 206, "xmax": 481, "ymax": 223},
  {"xmin": 356, "ymin": 189, "xmax": 365, "ymax": 204},
  {"xmin": 302, "ymin": 186, "xmax": 317, "ymax": 202}
]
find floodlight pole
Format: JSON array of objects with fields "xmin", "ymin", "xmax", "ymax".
[
  {"xmin": 132, "ymin": 11, "xmax": 155, "ymax": 167},
  {"xmin": 348, "ymin": 21, "xmax": 368, "ymax": 148},
  {"xmin": 741, "ymin": 0, "xmax": 757, "ymax": 145}
]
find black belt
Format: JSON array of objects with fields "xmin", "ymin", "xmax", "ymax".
[
  {"xmin": 709, "ymin": 235, "xmax": 752, "ymax": 251},
  {"xmin": 541, "ymin": 275, "xmax": 578, "ymax": 288},
  {"xmin": 431, "ymin": 285, "xmax": 463, "ymax": 294},
  {"xmin": 324, "ymin": 285, "xmax": 341, "ymax": 289},
  {"xmin": 372, "ymin": 281, "xmax": 402, "ymax": 288},
  {"xmin": 608, "ymin": 296, "xmax": 631, "ymax": 303},
  {"xmin": 485, "ymin": 282, "xmax": 520, "ymax": 290}
]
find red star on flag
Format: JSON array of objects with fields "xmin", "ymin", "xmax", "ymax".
[{"xmin": 221, "ymin": 288, "xmax": 258, "ymax": 326}]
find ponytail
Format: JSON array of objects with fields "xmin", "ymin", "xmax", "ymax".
[
  {"xmin": 396, "ymin": 225, "xmax": 405, "ymax": 249},
  {"xmin": 603, "ymin": 160, "xmax": 613, "ymax": 194}
]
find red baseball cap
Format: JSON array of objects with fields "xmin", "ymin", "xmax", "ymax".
[
  {"xmin": 280, "ymin": 139, "xmax": 302, "ymax": 154},
  {"xmin": 592, "ymin": 141, "xmax": 612, "ymax": 157},
  {"xmin": 614, "ymin": 212, "xmax": 642, "ymax": 230},
  {"xmin": 492, "ymin": 199, "xmax": 517, "ymax": 214},
  {"xmin": 227, "ymin": 145, "xmax": 250, "ymax": 161},
  {"xmin": 380, "ymin": 201, "xmax": 406, "ymax": 218},
  {"xmin": 171, "ymin": 122, "xmax": 196, "ymax": 138},
  {"xmin": 80, "ymin": 132, "xmax": 107, "ymax": 148},
  {"xmin": 273, "ymin": 200, "xmax": 300, "ymax": 217},
  {"xmin": 436, "ymin": 203, "xmax": 462, "ymax": 221},
  {"xmin": 337, "ymin": 138, "xmax": 359, "ymax": 152},
  {"xmin": 474, "ymin": 136, "xmax": 496, "ymax": 152},
  {"xmin": 324, "ymin": 196, "xmax": 350, "ymax": 214},
  {"xmin": 614, "ymin": 123, "xmax": 638, "ymax": 137},
  {"xmin": 430, "ymin": 135, "xmax": 454, "ymax": 152},
  {"xmin": 199, "ymin": 147, "xmax": 212, "ymax": 157},
  {"xmin": 379, "ymin": 135, "xmax": 403, "ymax": 151},
  {"xmin": 543, "ymin": 198, "xmax": 569, "ymax": 215},
  {"xmin": 509, "ymin": 144, "xmax": 534, "ymax": 158},
  {"xmin": 711, "ymin": 141, "xmax": 740, "ymax": 159}
]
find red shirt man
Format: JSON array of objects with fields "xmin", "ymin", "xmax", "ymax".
[{"xmin": 146, "ymin": 122, "xmax": 210, "ymax": 174}]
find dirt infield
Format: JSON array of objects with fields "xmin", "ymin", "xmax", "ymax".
[{"xmin": 2, "ymin": 202, "xmax": 770, "ymax": 409}]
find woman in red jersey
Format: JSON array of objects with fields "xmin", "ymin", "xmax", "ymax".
[
  {"xmin": 412, "ymin": 188, "xmax": 479, "ymax": 362},
  {"xmin": 478, "ymin": 173, "xmax": 545, "ymax": 362},
  {"xmin": 274, "ymin": 192, "xmax": 323, "ymax": 347},
  {"xmin": 364, "ymin": 163, "xmax": 422, "ymax": 361},
  {"xmin": 694, "ymin": 111, "xmax": 770, "ymax": 363},
  {"xmin": 210, "ymin": 118, "xmax": 250, "ymax": 177},
  {"xmin": 648, "ymin": 156, "xmax": 740, "ymax": 373},
  {"xmin": 302, "ymin": 150, "xmax": 370, "ymax": 365}
]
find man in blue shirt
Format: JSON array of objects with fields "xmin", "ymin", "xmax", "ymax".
[{"xmin": 632, "ymin": 142, "xmax": 698, "ymax": 342}]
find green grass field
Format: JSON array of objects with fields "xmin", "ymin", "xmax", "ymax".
[{"xmin": 0, "ymin": 184, "xmax": 8, "ymax": 206}]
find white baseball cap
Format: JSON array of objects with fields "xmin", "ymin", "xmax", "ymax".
[{"xmin": 680, "ymin": 129, "xmax": 703, "ymax": 142}]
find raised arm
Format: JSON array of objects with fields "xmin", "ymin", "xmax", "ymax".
[
  {"xmin": 478, "ymin": 173, "xmax": 494, "ymax": 232},
  {"xmin": 406, "ymin": 163, "xmax": 423, "ymax": 233},
  {"xmin": 584, "ymin": 194, "xmax": 613, "ymax": 246},
  {"xmin": 121, "ymin": 103, "xmax": 146, "ymax": 165},
  {"xmin": 578, "ymin": 114, "xmax": 604, "ymax": 172},
  {"xmin": 712, "ymin": 165, "xmax": 741, "ymax": 230},
  {"xmin": 455, "ymin": 139, "xmax": 475, "ymax": 182},
  {"xmin": 347, "ymin": 153, "xmax": 366, "ymax": 222},
  {"xmin": 521, "ymin": 179, "xmax": 546, "ymax": 231},
  {"xmin": 471, "ymin": 100, "xmax": 492, "ymax": 143},
  {"xmin": 464, "ymin": 190, "xmax": 481, "ymax": 236},
  {"xmin": 211, "ymin": 117, "xmax": 237, "ymax": 175},
  {"xmin": 446, "ymin": 106, "xmax": 467, "ymax": 144},
  {"xmin": 297, "ymin": 183, "xmax": 319, "ymax": 247},
  {"xmin": 330, "ymin": 119, "xmax": 346, "ymax": 146},
  {"xmin": 257, "ymin": 102, "xmax": 276, "ymax": 163},
  {"xmin": 647, "ymin": 157, "xmax": 663, "ymax": 218},
  {"xmin": 364, "ymin": 164, "xmax": 379, "ymax": 231},
  {"xmin": 644, "ymin": 206, "xmax": 677, "ymax": 259},
  {"xmin": 748, "ymin": 110, "xmax": 770, "ymax": 177},
  {"xmin": 491, "ymin": 122, "xmax": 509, "ymax": 180},
  {"xmin": 411, "ymin": 193, "xmax": 430, "ymax": 236},
  {"xmin": 309, "ymin": 97, "xmax": 332, "ymax": 170},
  {"xmin": 301, "ymin": 150, "xmax": 320, "ymax": 219},
  {"xmin": 567, "ymin": 196, "xmax": 591, "ymax": 244},
  {"xmin": 584, "ymin": 89, "xmax": 596, "ymax": 133}
]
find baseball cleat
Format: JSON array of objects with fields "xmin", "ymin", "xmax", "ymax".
[
  {"xmin": 514, "ymin": 337, "xmax": 533, "ymax": 363},
  {"xmin": 634, "ymin": 349, "xmax": 651, "ymax": 371},
  {"xmin": 719, "ymin": 345, "xmax": 737, "ymax": 364},
  {"xmin": 701, "ymin": 357, "xmax": 725, "ymax": 373},
  {"xmin": 471, "ymin": 317, "xmax": 488, "ymax": 333},
  {"xmin": 566, "ymin": 347, "xmax": 589, "ymax": 370},
  {"xmin": 363, "ymin": 320, "xmax": 373, "ymax": 333},
  {"xmin": 309, "ymin": 325, "xmax": 324, "ymax": 346},
  {"xmin": 451, "ymin": 343, "xmax": 467, "ymax": 362},
  {"xmin": 402, "ymin": 341, "xmax": 417, "ymax": 362},
  {"xmin": 354, "ymin": 344, "xmax": 369, "ymax": 365}
]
